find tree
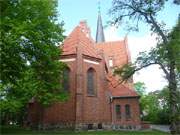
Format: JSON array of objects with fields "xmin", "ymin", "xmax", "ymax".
[
  {"xmin": 134, "ymin": 82, "xmax": 146, "ymax": 96},
  {"xmin": 0, "ymin": 0, "xmax": 66, "ymax": 125},
  {"xmin": 110, "ymin": 0, "xmax": 180, "ymax": 134},
  {"xmin": 134, "ymin": 82, "xmax": 172, "ymax": 124},
  {"xmin": 134, "ymin": 82, "xmax": 179, "ymax": 124},
  {"xmin": 134, "ymin": 82, "xmax": 146, "ymax": 120},
  {"xmin": 142, "ymin": 91, "xmax": 161, "ymax": 123},
  {"xmin": 142, "ymin": 89, "xmax": 170, "ymax": 124}
]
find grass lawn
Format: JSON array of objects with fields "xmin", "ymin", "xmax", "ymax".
[{"xmin": 0, "ymin": 126, "xmax": 170, "ymax": 135}]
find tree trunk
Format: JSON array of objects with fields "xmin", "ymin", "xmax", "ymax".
[
  {"xmin": 151, "ymin": 16, "xmax": 179, "ymax": 134},
  {"xmin": 169, "ymin": 62, "xmax": 179, "ymax": 134}
]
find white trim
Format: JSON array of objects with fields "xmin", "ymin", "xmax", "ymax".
[
  {"xmin": 83, "ymin": 59, "xmax": 99, "ymax": 65},
  {"xmin": 59, "ymin": 58, "xmax": 76, "ymax": 62},
  {"xmin": 109, "ymin": 59, "xmax": 113, "ymax": 67}
]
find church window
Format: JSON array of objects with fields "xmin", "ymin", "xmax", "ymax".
[
  {"xmin": 115, "ymin": 105, "xmax": 121, "ymax": 119},
  {"xmin": 125, "ymin": 104, "xmax": 131, "ymax": 119},
  {"xmin": 87, "ymin": 68, "xmax": 96, "ymax": 95},
  {"xmin": 62, "ymin": 67, "xmax": 70, "ymax": 91}
]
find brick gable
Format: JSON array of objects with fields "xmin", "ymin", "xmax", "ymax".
[{"xmin": 61, "ymin": 22, "xmax": 101, "ymax": 60}]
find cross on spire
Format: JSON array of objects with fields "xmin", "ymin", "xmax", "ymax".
[{"xmin": 98, "ymin": 0, "xmax": 101, "ymax": 13}]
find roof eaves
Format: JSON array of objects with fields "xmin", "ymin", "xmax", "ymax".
[
  {"xmin": 83, "ymin": 54, "xmax": 102, "ymax": 61},
  {"xmin": 112, "ymin": 95, "xmax": 140, "ymax": 99}
]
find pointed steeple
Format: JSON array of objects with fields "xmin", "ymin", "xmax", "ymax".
[{"xmin": 96, "ymin": 2, "xmax": 105, "ymax": 43}]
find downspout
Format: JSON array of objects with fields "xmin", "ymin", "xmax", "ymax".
[{"xmin": 110, "ymin": 96, "xmax": 114, "ymax": 127}]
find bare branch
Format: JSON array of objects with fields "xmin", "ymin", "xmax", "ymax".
[
  {"xmin": 113, "ymin": 61, "xmax": 170, "ymax": 87},
  {"xmin": 157, "ymin": 62, "xmax": 170, "ymax": 81},
  {"xmin": 149, "ymin": 15, "xmax": 168, "ymax": 43},
  {"xmin": 135, "ymin": 62, "xmax": 157, "ymax": 72}
]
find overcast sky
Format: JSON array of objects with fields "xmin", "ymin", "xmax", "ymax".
[{"xmin": 58, "ymin": 0, "xmax": 179, "ymax": 92}]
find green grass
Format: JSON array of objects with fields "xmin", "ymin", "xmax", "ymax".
[{"xmin": 0, "ymin": 126, "xmax": 170, "ymax": 135}]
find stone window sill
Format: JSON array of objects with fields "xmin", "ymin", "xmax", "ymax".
[{"xmin": 87, "ymin": 94, "xmax": 97, "ymax": 97}]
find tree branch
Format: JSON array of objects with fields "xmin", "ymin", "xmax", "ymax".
[
  {"xmin": 149, "ymin": 15, "xmax": 168, "ymax": 44},
  {"xmin": 113, "ymin": 61, "xmax": 170, "ymax": 88},
  {"xmin": 112, "ymin": 62, "xmax": 158, "ymax": 88},
  {"xmin": 157, "ymin": 62, "xmax": 170, "ymax": 81}
]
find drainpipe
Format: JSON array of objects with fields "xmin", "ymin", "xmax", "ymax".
[{"xmin": 110, "ymin": 96, "xmax": 114, "ymax": 129}]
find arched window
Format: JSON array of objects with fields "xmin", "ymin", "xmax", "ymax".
[
  {"xmin": 115, "ymin": 105, "xmax": 121, "ymax": 119},
  {"xmin": 87, "ymin": 68, "xmax": 96, "ymax": 95},
  {"xmin": 125, "ymin": 104, "xmax": 131, "ymax": 119},
  {"xmin": 62, "ymin": 67, "xmax": 70, "ymax": 91}
]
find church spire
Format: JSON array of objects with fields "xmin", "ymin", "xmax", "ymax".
[{"xmin": 96, "ymin": 1, "xmax": 105, "ymax": 43}]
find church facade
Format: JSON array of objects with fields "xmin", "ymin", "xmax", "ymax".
[{"xmin": 28, "ymin": 14, "xmax": 141, "ymax": 130}]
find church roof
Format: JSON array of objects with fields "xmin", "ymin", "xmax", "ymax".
[
  {"xmin": 95, "ymin": 40, "xmax": 130, "ymax": 67},
  {"xmin": 61, "ymin": 21, "xmax": 101, "ymax": 59},
  {"xmin": 109, "ymin": 83, "xmax": 139, "ymax": 98},
  {"xmin": 107, "ymin": 75, "xmax": 139, "ymax": 98}
]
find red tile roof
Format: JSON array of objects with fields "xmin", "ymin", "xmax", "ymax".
[
  {"xmin": 60, "ymin": 21, "xmax": 137, "ymax": 98},
  {"xmin": 107, "ymin": 74, "xmax": 138, "ymax": 97},
  {"xmin": 61, "ymin": 24, "xmax": 101, "ymax": 59},
  {"xmin": 109, "ymin": 83, "xmax": 139, "ymax": 98},
  {"xmin": 95, "ymin": 41, "xmax": 129, "ymax": 67}
]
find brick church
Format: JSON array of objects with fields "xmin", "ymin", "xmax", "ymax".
[{"xmin": 28, "ymin": 12, "xmax": 141, "ymax": 130}]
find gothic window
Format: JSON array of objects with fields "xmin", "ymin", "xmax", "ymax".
[
  {"xmin": 62, "ymin": 67, "xmax": 70, "ymax": 91},
  {"xmin": 115, "ymin": 105, "xmax": 121, "ymax": 119},
  {"xmin": 87, "ymin": 68, "xmax": 96, "ymax": 95},
  {"xmin": 125, "ymin": 104, "xmax": 131, "ymax": 119}
]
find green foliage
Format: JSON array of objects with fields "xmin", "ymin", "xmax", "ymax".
[
  {"xmin": 140, "ymin": 88, "xmax": 171, "ymax": 124},
  {"xmin": 140, "ymin": 86, "xmax": 180, "ymax": 124},
  {"xmin": 0, "ymin": 0, "xmax": 65, "ymax": 84},
  {"xmin": 141, "ymin": 92, "xmax": 160, "ymax": 123},
  {"xmin": 114, "ymin": 64, "xmax": 136, "ymax": 82},
  {"xmin": 134, "ymin": 82, "xmax": 146, "ymax": 96},
  {"xmin": 133, "ymin": 82, "xmax": 172, "ymax": 124},
  {"xmin": 167, "ymin": 18, "xmax": 180, "ymax": 72},
  {"xmin": 0, "ymin": 0, "xmax": 66, "ymax": 125}
]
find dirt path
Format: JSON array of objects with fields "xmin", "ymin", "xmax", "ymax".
[{"xmin": 151, "ymin": 124, "xmax": 170, "ymax": 133}]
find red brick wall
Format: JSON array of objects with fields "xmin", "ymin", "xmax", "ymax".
[
  {"xmin": 42, "ymin": 60, "xmax": 77, "ymax": 124},
  {"xmin": 27, "ymin": 102, "xmax": 41, "ymax": 127},
  {"xmin": 27, "ymin": 52, "xmax": 140, "ymax": 129},
  {"xmin": 112, "ymin": 98, "xmax": 141, "ymax": 126},
  {"xmin": 81, "ymin": 58, "xmax": 111, "ymax": 123}
]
